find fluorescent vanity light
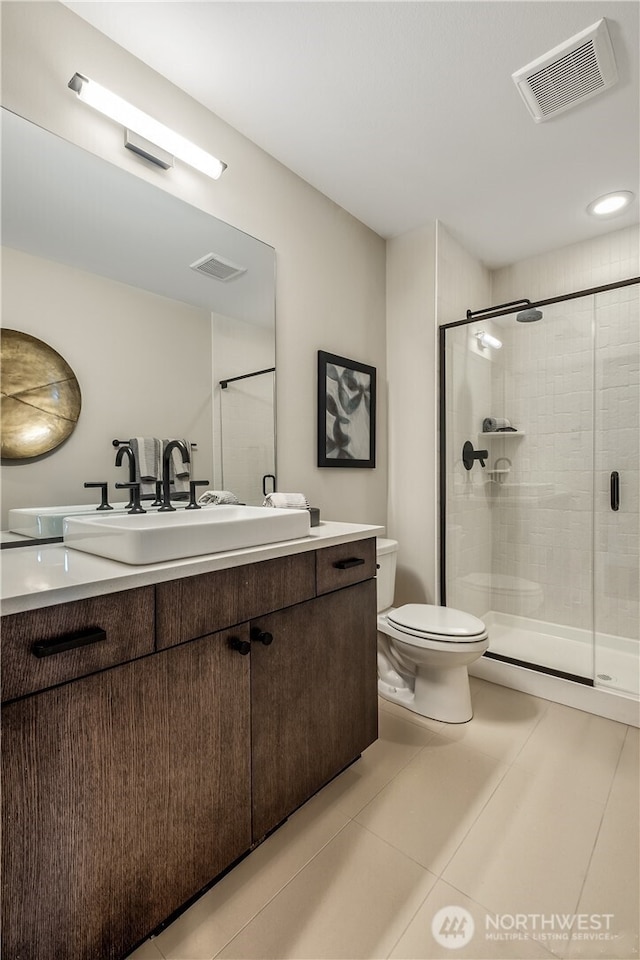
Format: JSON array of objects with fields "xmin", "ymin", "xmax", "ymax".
[
  {"xmin": 475, "ymin": 330, "xmax": 502, "ymax": 350},
  {"xmin": 68, "ymin": 73, "xmax": 226, "ymax": 180},
  {"xmin": 586, "ymin": 191, "xmax": 634, "ymax": 217}
]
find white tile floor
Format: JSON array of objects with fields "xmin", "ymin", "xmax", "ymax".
[{"xmin": 128, "ymin": 679, "xmax": 639, "ymax": 960}]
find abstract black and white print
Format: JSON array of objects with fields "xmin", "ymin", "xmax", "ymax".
[
  {"xmin": 317, "ymin": 351, "xmax": 376, "ymax": 468},
  {"xmin": 325, "ymin": 362, "xmax": 371, "ymax": 460}
]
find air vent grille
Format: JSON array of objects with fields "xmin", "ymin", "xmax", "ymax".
[
  {"xmin": 190, "ymin": 253, "xmax": 247, "ymax": 282},
  {"xmin": 513, "ymin": 19, "xmax": 618, "ymax": 122}
]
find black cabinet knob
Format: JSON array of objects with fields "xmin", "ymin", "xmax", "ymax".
[
  {"xmin": 250, "ymin": 627, "xmax": 273, "ymax": 646},
  {"xmin": 229, "ymin": 636, "xmax": 250, "ymax": 656}
]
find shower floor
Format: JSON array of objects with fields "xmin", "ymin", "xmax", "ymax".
[{"xmin": 484, "ymin": 611, "xmax": 640, "ymax": 698}]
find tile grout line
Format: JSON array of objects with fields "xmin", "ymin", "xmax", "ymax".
[
  {"xmin": 209, "ymin": 818, "xmax": 356, "ymax": 960},
  {"xmin": 567, "ymin": 721, "xmax": 631, "ymax": 921}
]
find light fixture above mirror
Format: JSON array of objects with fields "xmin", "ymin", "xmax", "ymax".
[{"xmin": 68, "ymin": 72, "xmax": 227, "ymax": 180}]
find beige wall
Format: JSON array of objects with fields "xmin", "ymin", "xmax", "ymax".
[
  {"xmin": 1, "ymin": 1, "xmax": 387, "ymax": 526},
  {"xmin": 386, "ymin": 224, "xmax": 437, "ymax": 604}
]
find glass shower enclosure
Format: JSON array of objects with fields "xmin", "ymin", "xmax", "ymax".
[{"xmin": 440, "ymin": 278, "xmax": 639, "ymax": 699}]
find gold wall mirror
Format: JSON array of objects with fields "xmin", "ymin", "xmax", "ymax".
[{"xmin": 1, "ymin": 328, "xmax": 82, "ymax": 459}]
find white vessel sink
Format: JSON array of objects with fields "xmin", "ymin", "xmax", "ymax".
[
  {"xmin": 8, "ymin": 502, "xmax": 132, "ymax": 539},
  {"xmin": 63, "ymin": 505, "xmax": 311, "ymax": 564},
  {"xmin": 8, "ymin": 499, "xmax": 189, "ymax": 539}
]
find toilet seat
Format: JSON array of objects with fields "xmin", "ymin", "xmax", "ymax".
[{"xmin": 384, "ymin": 604, "xmax": 488, "ymax": 646}]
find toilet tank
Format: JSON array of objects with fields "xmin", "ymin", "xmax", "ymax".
[{"xmin": 376, "ymin": 538, "xmax": 398, "ymax": 612}]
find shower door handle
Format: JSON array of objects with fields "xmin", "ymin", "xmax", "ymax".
[{"xmin": 610, "ymin": 471, "xmax": 620, "ymax": 511}]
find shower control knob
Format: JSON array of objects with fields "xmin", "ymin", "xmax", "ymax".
[
  {"xmin": 229, "ymin": 636, "xmax": 250, "ymax": 656},
  {"xmin": 251, "ymin": 628, "xmax": 273, "ymax": 646}
]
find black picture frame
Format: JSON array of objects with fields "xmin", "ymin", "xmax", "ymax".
[{"xmin": 317, "ymin": 350, "xmax": 376, "ymax": 468}]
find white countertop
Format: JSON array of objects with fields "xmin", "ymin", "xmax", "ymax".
[{"xmin": 1, "ymin": 521, "xmax": 384, "ymax": 616}]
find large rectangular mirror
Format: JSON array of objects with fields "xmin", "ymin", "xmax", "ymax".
[{"xmin": 1, "ymin": 108, "xmax": 276, "ymax": 543}]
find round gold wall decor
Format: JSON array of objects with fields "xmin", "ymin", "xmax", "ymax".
[{"xmin": 1, "ymin": 329, "xmax": 82, "ymax": 460}]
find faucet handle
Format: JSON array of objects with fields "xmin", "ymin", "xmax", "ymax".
[
  {"xmin": 186, "ymin": 480, "xmax": 210, "ymax": 510},
  {"xmin": 84, "ymin": 481, "xmax": 114, "ymax": 511},
  {"xmin": 115, "ymin": 482, "xmax": 146, "ymax": 514}
]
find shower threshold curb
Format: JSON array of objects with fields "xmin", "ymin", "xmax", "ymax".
[{"xmin": 470, "ymin": 657, "xmax": 640, "ymax": 727}]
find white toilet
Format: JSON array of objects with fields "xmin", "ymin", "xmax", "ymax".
[{"xmin": 376, "ymin": 539, "xmax": 489, "ymax": 723}]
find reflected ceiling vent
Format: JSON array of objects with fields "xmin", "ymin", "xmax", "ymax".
[
  {"xmin": 512, "ymin": 19, "xmax": 618, "ymax": 122},
  {"xmin": 189, "ymin": 252, "xmax": 247, "ymax": 281}
]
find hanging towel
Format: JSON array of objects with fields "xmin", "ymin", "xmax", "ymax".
[
  {"xmin": 130, "ymin": 437, "xmax": 161, "ymax": 497},
  {"xmin": 263, "ymin": 492, "xmax": 310, "ymax": 510},
  {"xmin": 162, "ymin": 439, "xmax": 191, "ymax": 495},
  {"xmin": 197, "ymin": 490, "xmax": 240, "ymax": 506}
]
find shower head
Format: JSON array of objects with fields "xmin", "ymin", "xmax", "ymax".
[{"xmin": 516, "ymin": 308, "xmax": 543, "ymax": 323}]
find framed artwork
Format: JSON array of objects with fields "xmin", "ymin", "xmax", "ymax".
[{"xmin": 317, "ymin": 350, "xmax": 376, "ymax": 468}]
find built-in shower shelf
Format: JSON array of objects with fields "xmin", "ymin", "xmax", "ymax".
[{"xmin": 480, "ymin": 431, "xmax": 525, "ymax": 438}]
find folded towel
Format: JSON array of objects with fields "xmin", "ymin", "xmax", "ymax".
[
  {"xmin": 130, "ymin": 437, "xmax": 161, "ymax": 497},
  {"xmin": 482, "ymin": 418, "xmax": 511, "ymax": 432},
  {"xmin": 263, "ymin": 492, "xmax": 310, "ymax": 510},
  {"xmin": 197, "ymin": 490, "xmax": 240, "ymax": 506},
  {"xmin": 162, "ymin": 439, "xmax": 191, "ymax": 494}
]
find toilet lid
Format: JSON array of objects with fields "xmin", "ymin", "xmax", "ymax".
[{"xmin": 386, "ymin": 604, "xmax": 487, "ymax": 642}]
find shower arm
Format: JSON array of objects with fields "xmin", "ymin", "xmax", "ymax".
[{"xmin": 466, "ymin": 299, "xmax": 531, "ymax": 320}]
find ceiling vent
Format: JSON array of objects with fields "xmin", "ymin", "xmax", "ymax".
[
  {"xmin": 189, "ymin": 252, "xmax": 247, "ymax": 282},
  {"xmin": 512, "ymin": 19, "xmax": 618, "ymax": 122}
]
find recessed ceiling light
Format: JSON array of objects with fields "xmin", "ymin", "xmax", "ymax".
[{"xmin": 587, "ymin": 191, "xmax": 634, "ymax": 217}]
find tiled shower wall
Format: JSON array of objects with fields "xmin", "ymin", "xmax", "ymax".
[
  {"xmin": 490, "ymin": 296, "xmax": 598, "ymax": 631},
  {"xmin": 491, "ymin": 225, "xmax": 639, "ymax": 303}
]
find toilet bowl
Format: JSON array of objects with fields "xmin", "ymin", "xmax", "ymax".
[{"xmin": 376, "ymin": 539, "xmax": 489, "ymax": 723}]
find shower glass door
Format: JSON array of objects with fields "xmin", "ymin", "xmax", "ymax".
[
  {"xmin": 442, "ymin": 280, "xmax": 640, "ymax": 691},
  {"xmin": 442, "ymin": 294, "xmax": 597, "ymax": 683},
  {"xmin": 593, "ymin": 284, "xmax": 640, "ymax": 696}
]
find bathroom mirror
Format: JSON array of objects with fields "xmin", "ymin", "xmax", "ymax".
[{"xmin": 1, "ymin": 108, "xmax": 276, "ymax": 543}]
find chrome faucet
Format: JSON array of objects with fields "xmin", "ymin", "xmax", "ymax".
[
  {"xmin": 115, "ymin": 444, "xmax": 137, "ymax": 507},
  {"xmin": 160, "ymin": 440, "xmax": 190, "ymax": 511}
]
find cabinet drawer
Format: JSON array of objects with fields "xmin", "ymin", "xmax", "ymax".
[
  {"xmin": 315, "ymin": 538, "xmax": 376, "ymax": 595},
  {"xmin": 1, "ymin": 587, "xmax": 155, "ymax": 703},
  {"xmin": 156, "ymin": 553, "xmax": 316, "ymax": 649}
]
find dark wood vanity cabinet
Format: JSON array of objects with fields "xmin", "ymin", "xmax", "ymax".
[
  {"xmin": 1, "ymin": 538, "xmax": 377, "ymax": 960},
  {"xmin": 2, "ymin": 623, "xmax": 251, "ymax": 960},
  {"xmin": 251, "ymin": 579, "xmax": 377, "ymax": 840}
]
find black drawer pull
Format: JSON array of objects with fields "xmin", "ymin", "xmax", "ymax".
[
  {"xmin": 333, "ymin": 557, "xmax": 366, "ymax": 570},
  {"xmin": 31, "ymin": 628, "xmax": 107, "ymax": 658}
]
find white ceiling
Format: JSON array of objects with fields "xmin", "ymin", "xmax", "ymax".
[{"xmin": 63, "ymin": 1, "xmax": 640, "ymax": 268}]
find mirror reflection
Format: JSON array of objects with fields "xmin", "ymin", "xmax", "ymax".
[{"xmin": 0, "ymin": 108, "xmax": 276, "ymax": 544}]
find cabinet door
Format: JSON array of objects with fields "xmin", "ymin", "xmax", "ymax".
[
  {"xmin": 1, "ymin": 627, "xmax": 251, "ymax": 960},
  {"xmin": 251, "ymin": 580, "xmax": 378, "ymax": 841}
]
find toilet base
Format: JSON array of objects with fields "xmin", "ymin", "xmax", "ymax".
[{"xmin": 377, "ymin": 664, "xmax": 474, "ymax": 724}]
